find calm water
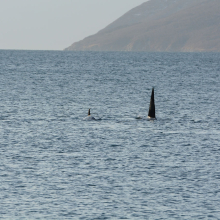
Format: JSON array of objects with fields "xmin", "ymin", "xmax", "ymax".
[{"xmin": 0, "ymin": 50, "xmax": 220, "ymax": 219}]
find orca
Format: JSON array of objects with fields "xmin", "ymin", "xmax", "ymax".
[
  {"xmin": 148, "ymin": 88, "xmax": 156, "ymax": 119},
  {"xmin": 84, "ymin": 108, "xmax": 95, "ymax": 120}
]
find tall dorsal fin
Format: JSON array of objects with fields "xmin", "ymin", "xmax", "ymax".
[
  {"xmin": 88, "ymin": 108, "xmax": 91, "ymax": 116},
  {"xmin": 148, "ymin": 88, "xmax": 156, "ymax": 118}
]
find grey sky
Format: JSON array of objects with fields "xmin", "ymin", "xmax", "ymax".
[{"xmin": 0, "ymin": 0, "xmax": 147, "ymax": 50}]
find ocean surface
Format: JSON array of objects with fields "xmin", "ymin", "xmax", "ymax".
[{"xmin": 0, "ymin": 50, "xmax": 219, "ymax": 219}]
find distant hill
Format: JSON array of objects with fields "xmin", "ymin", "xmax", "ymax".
[{"xmin": 64, "ymin": 0, "xmax": 220, "ymax": 52}]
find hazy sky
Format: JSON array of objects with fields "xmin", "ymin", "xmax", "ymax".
[{"xmin": 0, "ymin": 0, "xmax": 147, "ymax": 50}]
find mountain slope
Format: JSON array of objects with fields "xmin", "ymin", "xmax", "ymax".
[{"xmin": 65, "ymin": 0, "xmax": 220, "ymax": 52}]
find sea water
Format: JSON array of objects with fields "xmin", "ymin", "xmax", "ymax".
[{"xmin": 0, "ymin": 50, "xmax": 220, "ymax": 219}]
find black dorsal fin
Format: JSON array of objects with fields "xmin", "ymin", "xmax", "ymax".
[
  {"xmin": 148, "ymin": 88, "xmax": 156, "ymax": 118},
  {"xmin": 88, "ymin": 108, "xmax": 91, "ymax": 116}
]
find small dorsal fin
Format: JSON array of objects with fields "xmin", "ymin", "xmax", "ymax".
[
  {"xmin": 148, "ymin": 88, "xmax": 156, "ymax": 118},
  {"xmin": 88, "ymin": 108, "xmax": 91, "ymax": 116}
]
